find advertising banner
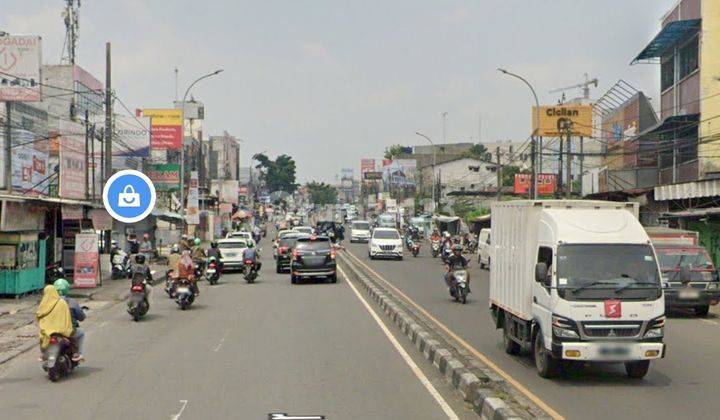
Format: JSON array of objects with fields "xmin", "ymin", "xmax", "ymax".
[
  {"xmin": 142, "ymin": 109, "xmax": 182, "ymax": 149},
  {"xmin": 61, "ymin": 205, "xmax": 84, "ymax": 220},
  {"xmin": 219, "ymin": 202, "xmax": 233, "ymax": 214},
  {"xmin": 59, "ymin": 120, "xmax": 87, "ymax": 199},
  {"xmin": 147, "ymin": 163, "xmax": 180, "ymax": 190},
  {"xmin": 532, "ymin": 105, "xmax": 593, "ymax": 137},
  {"xmin": 10, "ymin": 129, "xmax": 49, "ymax": 194},
  {"xmin": 360, "ymin": 158, "xmax": 375, "ymax": 174},
  {"xmin": 220, "ymin": 180, "xmax": 239, "ymax": 204},
  {"xmin": 239, "ymin": 185, "xmax": 250, "ymax": 196},
  {"xmin": 0, "ymin": 201, "xmax": 44, "ymax": 231},
  {"xmin": 0, "ymin": 36, "xmax": 42, "ymax": 102},
  {"xmin": 382, "ymin": 159, "xmax": 417, "ymax": 186},
  {"xmin": 97, "ymin": 114, "xmax": 151, "ymax": 157},
  {"xmin": 514, "ymin": 173, "xmax": 557, "ymax": 195},
  {"xmin": 73, "ymin": 233, "xmax": 99, "ymax": 288},
  {"xmin": 186, "ymin": 171, "xmax": 200, "ymax": 225},
  {"xmin": 364, "ymin": 171, "xmax": 383, "ymax": 180},
  {"xmin": 90, "ymin": 209, "xmax": 113, "ymax": 230}
]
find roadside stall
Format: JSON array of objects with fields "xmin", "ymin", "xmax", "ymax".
[
  {"xmin": 434, "ymin": 215, "xmax": 461, "ymax": 236},
  {"xmin": 0, "ymin": 201, "xmax": 46, "ymax": 296}
]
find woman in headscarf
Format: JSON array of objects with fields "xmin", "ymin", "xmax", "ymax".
[
  {"xmin": 177, "ymin": 250, "xmax": 199, "ymax": 296},
  {"xmin": 36, "ymin": 285, "xmax": 74, "ymax": 351}
]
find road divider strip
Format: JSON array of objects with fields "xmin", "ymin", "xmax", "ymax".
[{"xmin": 339, "ymin": 252, "xmax": 538, "ymax": 419}]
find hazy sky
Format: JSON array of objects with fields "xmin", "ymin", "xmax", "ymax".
[{"xmin": 2, "ymin": 0, "xmax": 677, "ymax": 182}]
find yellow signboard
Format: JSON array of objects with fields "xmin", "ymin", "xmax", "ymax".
[
  {"xmin": 532, "ymin": 105, "xmax": 593, "ymax": 137},
  {"xmin": 142, "ymin": 108, "xmax": 182, "ymax": 126}
]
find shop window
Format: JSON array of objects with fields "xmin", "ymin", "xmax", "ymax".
[
  {"xmin": 661, "ymin": 57, "xmax": 675, "ymax": 91},
  {"xmin": 679, "ymin": 36, "xmax": 699, "ymax": 79}
]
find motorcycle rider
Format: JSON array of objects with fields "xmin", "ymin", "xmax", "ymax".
[
  {"xmin": 444, "ymin": 244, "xmax": 470, "ymax": 292},
  {"xmin": 131, "ymin": 253, "xmax": 153, "ymax": 284},
  {"xmin": 207, "ymin": 241, "xmax": 223, "ymax": 271},
  {"xmin": 180, "ymin": 234, "xmax": 191, "ymax": 251},
  {"xmin": 242, "ymin": 241, "xmax": 261, "ymax": 272},
  {"xmin": 109, "ymin": 240, "xmax": 120, "ymax": 265},
  {"xmin": 36, "ymin": 285, "xmax": 74, "ymax": 362},
  {"xmin": 139, "ymin": 233, "xmax": 153, "ymax": 262},
  {"xmin": 53, "ymin": 279, "xmax": 86, "ymax": 362},
  {"xmin": 252, "ymin": 224, "xmax": 262, "ymax": 244},
  {"xmin": 176, "ymin": 250, "xmax": 199, "ymax": 296}
]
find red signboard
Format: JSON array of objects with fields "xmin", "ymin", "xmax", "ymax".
[
  {"xmin": 150, "ymin": 125, "xmax": 182, "ymax": 149},
  {"xmin": 59, "ymin": 121, "xmax": 87, "ymax": 199},
  {"xmin": 514, "ymin": 173, "xmax": 556, "ymax": 195},
  {"xmin": 604, "ymin": 300, "xmax": 622, "ymax": 318}
]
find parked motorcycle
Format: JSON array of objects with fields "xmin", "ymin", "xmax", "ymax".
[
  {"xmin": 243, "ymin": 259, "xmax": 258, "ymax": 283},
  {"xmin": 206, "ymin": 258, "xmax": 220, "ymax": 285},
  {"xmin": 112, "ymin": 250, "xmax": 130, "ymax": 280},
  {"xmin": 127, "ymin": 272, "xmax": 152, "ymax": 321},
  {"xmin": 411, "ymin": 241, "xmax": 421, "ymax": 257},
  {"xmin": 450, "ymin": 269, "xmax": 469, "ymax": 304},
  {"xmin": 430, "ymin": 240, "xmax": 440, "ymax": 258},
  {"xmin": 41, "ymin": 334, "xmax": 80, "ymax": 382},
  {"xmin": 175, "ymin": 278, "xmax": 195, "ymax": 310}
]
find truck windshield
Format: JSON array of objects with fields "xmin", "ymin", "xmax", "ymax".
[
  {"xmin": 353, "ymin": 222, "xmax": 370, "ymax": 230},
  {"xmin": 655, "ymin": 246, "xmax": 717, "ymax": 282},
  {"xmin": 557, "ymin": 244, "xmax": 661, "ymax": 301}
]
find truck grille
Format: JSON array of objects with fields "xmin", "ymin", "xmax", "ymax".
[
  {"xmin": 380, "ymin": 245, "xmax": 395, "ymax": 251},
  {"xmin": 581, "ymin": 321, "xmax": 642, "ymax": 339}
]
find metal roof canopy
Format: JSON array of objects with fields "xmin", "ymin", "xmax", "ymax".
[
  {"xmin": 638, "ymin": 113, "xmax": 699, "ymax": 138},
  {"xmin": 631, "ymin": 19, "xmax": 701, "ymax": 65}
]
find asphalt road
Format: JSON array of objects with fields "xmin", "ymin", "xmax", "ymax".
[
  {"xmin": 0, "ymin": 243, "xmax": 475, "ymax": 420},
  {"xmin": 345, "ymin": 241, "xmax": 720, "ymax": 420}
]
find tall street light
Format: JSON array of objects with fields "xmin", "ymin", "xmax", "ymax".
[
  {"xmin": 498, "ymin": 68, "xmax": 540, "ymax": 199},
  {"xmin": 415, "ymin": 131, "xmax": 437, "ymax": 212},
  {"xmin": 441, "ymin": 112, "xmax": 448, "ymax": 143},
  {"xmin": 179, "ymin": 69, "xmax": 223, "ymax": 228}
]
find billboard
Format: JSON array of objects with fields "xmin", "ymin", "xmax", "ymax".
[
  {"xmin": 514, "ymin": 173, "xmax": 557, "ymax": 195},
  {"xmin": 532, "ymin": 105, "xmax": 593, "ymax": 137},
  {"xmin": 364, "ymin": 171, "xmax": 383, "ymax": 180},
  {"xmin": 220, "ymin": 180, "xmax": 239, "ymax": 204},
  {"xmin": 10, "ymin": 129, "xmax": 49, "ymax": 194},
  {"xmin": 73, "ymin": 233, "xmax": 99, "ymax": 288},
  {"xmin": 142, "ymin": 109, "xmax": 182, "ymax": 149},
  {"xmin": 101, "ymin": 114, "xmax": 151, "ymax": 157},
  {"xmin": 147, "ymin": 164, "xmax": 180, "ymax": 190},
  {"xmin": 360, "ymin": 158, "xmax": 375, "ymax": 174},
  {"xmin": 0, "ymin": 36, "xmax": 42, "ymax": 102},
  {"xmin": 59, "ymin": 120, "xmax": 87, "ymax": 199},
  {"xmin": 382, "ymin": 159, "xmax": 417, "ymax": 187},
  {"xmin": 186, "ymin": 171, "xmax": 200, "ymax": 225}
]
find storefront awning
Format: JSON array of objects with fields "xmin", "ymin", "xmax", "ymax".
[
  {"xmin": 632, "ymin": 19, "xmax": 701, "ymax": 64},
  {"xmin": 151, "ymin": 209, "xmax": 183, "ymax": 222},
  {"xmin": 0, "ymin": 193, "xmax": 98, "ymax": 207},
  {"xmin": 639, "ymin": 113, "xmax": 699, "ymax": 137},
  {"xmin": 655, "ymin": 178, "xmax": 720, "ymax": 201}
]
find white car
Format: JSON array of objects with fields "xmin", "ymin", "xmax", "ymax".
[
  {"xmin": 217, "ymin": 238, "xmax": 249, "ymax": 271},
  {"xmin": 368, "ymin": 228, "xmax": 403, "ymax": 260},
  {"xmin": 477, "ymin": 228, "xmax": 491, "ymax": 269},
  {"xmin": 226, "ymin": 231, "xmax": 254, "ymax": 244},
  {"xmin": 350, "ymin": 220, "xmax": 371, "ymax": 243},
  {"xmin": 292, "ymin": 226, "xmax": 314, "ymax": 236}
]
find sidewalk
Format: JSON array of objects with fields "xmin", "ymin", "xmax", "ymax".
[{"xmin": 0, "ymin": 262, "xmax": 167, "ymax": 365}]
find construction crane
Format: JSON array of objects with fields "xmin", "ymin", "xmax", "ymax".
[{"xmin": 549, "ymin": 73, "xmax": 598, "ymax": 103}]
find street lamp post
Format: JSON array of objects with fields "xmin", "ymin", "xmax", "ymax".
[
  {"xmin": 179, "ymin": 69, "xmax": 223, "ymax": 228},
  {"xmin": 498, "ymin": 68, "xmax": 540, "ymax": 199},
  {"xmin": 415, "ymin": 131, "xmax": 437, "ymax": 212}
]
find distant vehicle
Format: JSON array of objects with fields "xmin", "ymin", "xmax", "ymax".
[
  {"xmin": 290, "ymin": 236, "xmax": 337, "ymax": 284},
  {"xmin": 369, "ymin": 228, "xmax": 403, "ymax": 260},
  {"xmin": 292, "ymin": 226, "xmax": 314, "ymax": 236},
  {"xmin": 217, "ymin": 238, "xmax": 249, "ymax": 271},
  {"xmin": 477, "ymin": 228, "xmax": 491, "ymax": 269},
  {"xmin": 490, "ymin": 200, "xmax": 665, "ymax": 380},
  {"xmin": 350, "ymin": 220, "xmax": 371, "ymax": 243},
  {"xmin": 226, "ymin": 231, "xmax": 254, "ymax": 245},
  {"xmin": 276, "ymin": 233, "xmax": 303, "ymax": 273},
  {"xmin": 377, "ymin": 213, "xmax": 397, "ymax": 229},
  {"xmin": 274, "ymin": 229, "xmax": 297, "ymax": 259}
]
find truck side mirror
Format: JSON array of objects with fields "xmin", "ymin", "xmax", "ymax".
[
  {"xmin": 679, "ymin": 264, "xmax": 692, "ymax": 284},
  {"xmin": 535, "ymin": 262, "xmax": 548, "ymax": 285}
]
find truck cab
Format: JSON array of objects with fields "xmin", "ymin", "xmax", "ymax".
[{"xmin": 490, "ymin": 200, "xmax": 665, "ymax": 379}]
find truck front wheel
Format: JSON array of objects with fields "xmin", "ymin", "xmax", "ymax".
[
  {"xmin": 694, "ymin": 305, "xmax": 710, "ymax": 317},
  {"xmin": 625, "ymin": 360, "xmax": 650, "ymax": 379},
  {"xmin": 534, "ymin": 330, "xmax": 560, "ymax": 378}
]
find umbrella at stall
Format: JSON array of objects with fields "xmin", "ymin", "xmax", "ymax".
[{"xmin": 232, "ymin": 209, "xmax": 248, "ymax": 220}]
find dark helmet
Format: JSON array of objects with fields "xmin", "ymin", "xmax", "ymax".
[
  {"xmin": 135, "ymin": 254, "xmax": 146, "ymax": 265},
  {"xmin": 211, "ymin": 241, "xmax": 218, "ymax": 248},
  {"xmin": 452, "ymin": 244, "xmax": 463, "ymax": 255}
]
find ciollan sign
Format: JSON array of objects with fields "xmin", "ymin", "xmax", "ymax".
[{"xmin": 532, "ymin": 105, "xmax": 593, "ymax": 137}]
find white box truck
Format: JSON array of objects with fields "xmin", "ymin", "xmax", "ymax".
[{"xmin": 489, "ymin": 200, "xmax": 666, "ymax": 379}]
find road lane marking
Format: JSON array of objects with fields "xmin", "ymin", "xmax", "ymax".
[
  {"xmin": 343, "ymin": 250, "xmax": 565, "ymax": 420},
  {"xmin": 171, "ymin": 400, "xmax": 188, "ymax": 420},
  {"xmin": 699, "ymin": 318, "xmax": 720, "ymax": 326},
  {"xmin": 213, "ymin": 330, "xmax": 229, "ymax": 352},
  {"xmin": 337, "ymin": 266, "xmax": 459, "ymax": 420}
]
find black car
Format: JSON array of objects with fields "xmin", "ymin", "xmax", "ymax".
[
  {"xmin": 276, "ymin": 234, "xmax": 302, "ymax": 273},
  {"xmin": 290, "ymin": 236, "xmax": 337, "ymax": 284}
]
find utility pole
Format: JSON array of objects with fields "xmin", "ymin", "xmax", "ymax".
[
  {"xmin": 442, "ymin": 112, "xmax": 448, "ymax": 143},
  {"xmin": 91, "ymin": 123, "xmax": 96, "ymax": 200},
  {"xmin": 565, "ymin": 122, "xmax": 573, "ymax": 198},
  {"xmin": 579, "ymin": 137, "xmax": 584, "ymax": 196},
  {"xmin": 556, "ymin": 119, "xmax": 565, "ymax": 199},
  {"xmin": 104, "ymin": 42, "xmax": 112, "ymax": 252},
  {"xmin": 85, "ymin": 109, "xmax": 89, "ymax": 200},
  {"xmin": 4, "ymin": 103, "xmax": 11, "ymax": 192},
  {"xmin": 496, "ymin": 146, "xmax": 502, "ymax": 200}
]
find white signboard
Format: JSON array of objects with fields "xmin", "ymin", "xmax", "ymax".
[
  {"xmin": 0, "ymin": 36, "xmax": 42, "ymax": 102},
  {"xmin": 186, "ymin": 171, "xmax": 200, "ymax": 225},
  {"xmin": 94, "ymin": 114, "xmax": 150, "ymax": 157}
]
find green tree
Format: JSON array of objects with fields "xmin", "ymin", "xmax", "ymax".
[
  {"xmin": 384, "ymin": 144, "xmax": 405, "ymax": 160},
  {"xmin": 469, "ymin": 143, "xmax": 488, "ymax": 157},
  {"xmin": 306, "ymin": 181, "xmax": 338, "ymax": 205},
  {"xmin": 253, "ymin": 153, "xmax": 299, "ymax": 193},
  {"xmin": 501, "ymin": 165, "xmax": 530, "ymax": 187}
]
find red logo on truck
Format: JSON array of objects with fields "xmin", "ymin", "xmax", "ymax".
[{"xmin": 604, "ymin": 300, "xmax": 622, "ymax": 318}]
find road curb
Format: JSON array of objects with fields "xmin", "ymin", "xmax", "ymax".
[{"xmin": 339, "ymin": 252, "xmax": 530, "ymax": 419}]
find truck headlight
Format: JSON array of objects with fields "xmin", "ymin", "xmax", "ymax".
[
  {"xmin": 707, "ymin": 282, "xmax": 719, "ymax": 290},
  {"xmin": 552, "ymin": 315, "xmax": 578, "ymax": 339},
  {"xmin": 644, "ymin": 327, "xmax": 664, "ymax": 338}
]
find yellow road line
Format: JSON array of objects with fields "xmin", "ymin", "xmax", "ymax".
[
  {"xmin": 343, "ymin": 250, "xmax": 565, "ymax": 420},
  {"xmin": 338, "ymin": 266, "xmax": 460, "ymax": 420}
]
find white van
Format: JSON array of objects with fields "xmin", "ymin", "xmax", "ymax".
[
  {"xmin": 489, "ymin": 200, "xmax": 665, "ymax": 379},
  {"xmin": 477, "ymin": 228, "xmax": 491, "ymax": 269}
]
